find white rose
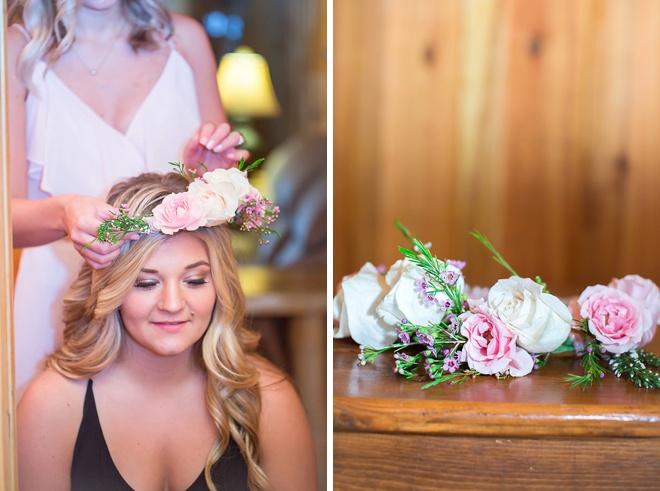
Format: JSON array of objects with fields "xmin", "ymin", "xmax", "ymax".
[
  {"xmin": 376, "ymin": 260, "xmax": 464, "ymax": 327},
  {"xmin": 487, "ymin": 276, "xmax": 571, "ymax": 353},
  {"xmin": 187, "ymin": 180, "xmax": 239, "ymax": 226},
  {"xmin": 200, "ymin": 168, "xmax": 252, "ymax": 200},
  {"xmin": 333, "ymin": 261, "xmax": 405, "ymax": 349}
]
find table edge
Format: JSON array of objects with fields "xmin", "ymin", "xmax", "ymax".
[{"xmin": 334, "ymin": 396, "xmax": 660, "ymax": 438}]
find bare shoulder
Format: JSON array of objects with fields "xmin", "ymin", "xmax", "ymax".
[
  {"xmin": 20, "ymin": 369, "xmax": 86, "ymax": 414},
  {"xmin": 7, "ymin": 24, "xmax": 29, "ymax": 50},
  {"xmin": 252, "ymin": 356, "xmax": 288, "ymax": 386},
  {"xmin": 18, "ymin": 369, "xmax": 87, "ymax": 443},
  {"xmin": 7, "ymin": 24, "xmax": 29, "ymax": 70},
  {"xmin": 18, "ymin": 370, "xmax": 87, "ymax": 490},
  {"xmin": 170, "ymin": 12, "xmax": 210, "ymax": 58},
  {"xmin": 253, "ymin": 357, "xmax": 318, "ymax": 490}
]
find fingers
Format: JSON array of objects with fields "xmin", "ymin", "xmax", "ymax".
[
  {"xmin": 199, "ymin": 122, "xmax": 231, "ymax": 152},
  {"xmin": 185, "ymin": 123, "xmax": 251, "ymax": 171},
  {"xmin": 224, "ymin": 148, "xmax": 250, "ymax": 163},
  {"xmin": 210, "ymin": 130, "xmax": 245, "ymax": 153},
  {"xmin": 81, "ymin": 248, "xmax": 122, "ymax": 269},
  {"xmin": 75, "ymin": 235, "xmax": 140, "ymax": 269}
]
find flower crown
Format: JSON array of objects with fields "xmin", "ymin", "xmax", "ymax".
[
  {"xmin": 334, "ymin": 221, "xmax": 660, "ymax": 390},
  {"xmin": 85, "ymin": 159, "xmax": 280, "ymax": 250}
]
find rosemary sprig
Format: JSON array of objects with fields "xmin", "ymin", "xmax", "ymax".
[
  {"xmin": 609, "ymin": 350, "xmax": 660, "ymax": 389},
  {"xmin": 394, "ymin": 219, "xmax": 416, "ymax": 247},
  {"xmin": 637, "ymin": 349, "xmax": 660, "ymax": 369},
  {"xmin": 565, "ymin": 334, "xmax": 607, "ymax": 390},
  {"xmin": 421, "ymin": 369, "xmax": 480, "ymax": 388},
  {"xmin": 470, "ymin": 230, "xmax": 518, "ymax": 278},
  {"xmin": 168, "ymin": 161, "xmax": 207, "ymax": 182}
]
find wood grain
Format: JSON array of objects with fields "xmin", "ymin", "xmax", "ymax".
[
  {"xmin": 334, "ymin": 338, "xmax": 660, "ymax": 490},
  {"xmin": 335, "ymin": 433, "xmax": 660, "ymax": 490},
  {"xmin": 333, "ymin": 340, "xmax": 660, "ymax": 490},
  {"xmin": 334, "ymin": 0, "xmax": 660, "ymax": 298},
  {"xmin": 0, "ymin": 5, "xmax": 18, "ymax": 489}
]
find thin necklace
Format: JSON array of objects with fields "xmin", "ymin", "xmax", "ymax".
[{"xmin": 70, "ymin": 27, "xmax": 123, "ymax": 76}]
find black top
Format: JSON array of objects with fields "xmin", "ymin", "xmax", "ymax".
[{"xmin": 71, "ymin": 379, "xmax": 249, "ymax": 491}]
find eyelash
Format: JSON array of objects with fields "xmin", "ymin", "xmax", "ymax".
[
  {"xmin": 133, "ymin": 279, "xmax": 209, "ymax": 289},
  {"xmin": 134, "ymin": 281, "xmax": 157, "ymax": 290}
]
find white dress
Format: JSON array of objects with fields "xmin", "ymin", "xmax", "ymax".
[{"xmin": 13, "ymin": 30, "xmax": 202, "ymax": 397}]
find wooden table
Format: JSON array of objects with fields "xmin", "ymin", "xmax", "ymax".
[
  {"xmin": 239, "ymin": 265, "xmax": 327, "ymax": 489},
  {"xmin": 334, "ymin": 338, "xmax": 660, "ymax": 490}
]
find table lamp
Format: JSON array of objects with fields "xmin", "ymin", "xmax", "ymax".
[{"xmin": 216, "ymin": 45, "xmax": 281, "ymax": 152}]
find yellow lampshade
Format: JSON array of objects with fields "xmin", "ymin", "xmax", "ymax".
[{"xmin": 217, "ymin": 46, "xmax": 281, "ymax": 118}]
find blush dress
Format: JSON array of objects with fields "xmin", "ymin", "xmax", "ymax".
[{"xmin": 12, "ymin": 25, "xmax": 202, "ymax": 397}]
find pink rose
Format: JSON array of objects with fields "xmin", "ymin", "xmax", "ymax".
[
  {"xmin": 459, "ymin": 305, "xmax": 534, "ymax": 377},
  {"xmin": 578, "ymin": 285, "xmax": 649, "ymax": 353},
  {"xmin": 609, "ymin": 275, "xmax": 660, "ymax": 346},
  {"xmin": 150, "ymin": 192, "xmax": 206, "ymax": 235}
]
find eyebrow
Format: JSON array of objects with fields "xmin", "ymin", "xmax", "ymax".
[{"xmin": 140, "ymin": 260, "xmax": 211, "ymax": 274}]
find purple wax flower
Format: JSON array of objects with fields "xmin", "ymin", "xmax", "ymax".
[{"xmin": 415, "ymin": 277, "xmax": 429, "ymax": 294}]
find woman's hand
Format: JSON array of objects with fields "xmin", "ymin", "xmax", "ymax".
[
  {"xmin": 183, "ymin": 122, "xmax": 250, "ymax": 171},
  {"xmin": 60, "ymin": 195, "xmax": 139, "ymax": 269}
]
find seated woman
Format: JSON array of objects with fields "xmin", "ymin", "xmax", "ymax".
[{"xmin": 17, "ymin": 170, "xmax": 317, "ymax": 490}]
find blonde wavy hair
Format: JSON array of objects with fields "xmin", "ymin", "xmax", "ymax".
[
  {"xmin": 7, "ymin": 0, "xmax": 173, "ymax": 88},
  {"xmin": 48, "ymin": 172, "xmax": 270, "ymax": 491}
]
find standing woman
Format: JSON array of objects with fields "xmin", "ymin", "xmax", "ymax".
[
  {"xmin": 7, "ymin": 0, "xmax": 249, "ymax": 396},
  {"xmin": 17, "ymin": 171, "xmax": 317, "ymax": 490}
]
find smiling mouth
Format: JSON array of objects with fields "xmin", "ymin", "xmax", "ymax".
[{"xmin": 152, "ymin": 321, "xmax": 188, "ymax": 333}]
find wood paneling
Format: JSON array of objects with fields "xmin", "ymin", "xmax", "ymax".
[
  {"xmin": 334, "ymin": 0, "xmax": 660, "ymax": 297},
  {"xmin": 335, "ymin": 433, "xmax": 660, "ymax": 490},
  {"xmin": 0, "ymin": 5, "xmax": 18, "ymax": 489}
]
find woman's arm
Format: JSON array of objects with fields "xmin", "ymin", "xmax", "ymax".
[
  {"xmin": 258, "ymin": 365, "xmax": 318, "ymax": 491},
  {"xmin": 13, "ymin": 194, "xmax": 133, "ymax": 268},
  {"xmin": 17, "ymin": 370, "xmax": 86, "ymax": 491},
  {"xmin": 7, "ymin": 26, "xmax": 131, "ymax": 268},
  {"xmin": 171, "ymin": 13, "xmax": 249, "ymax": 169}
]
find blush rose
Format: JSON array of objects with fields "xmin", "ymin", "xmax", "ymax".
[
  {"xmin": 609, "ymin": 275, "xmax": 660, "ymax": 347},
  {"xmin": 578, "ymin": 285, "xmax": 649, "ymax": 353},
  {"xmin": 149, "ymin": 192, "xmax": 206, "ymax": 235},
  {"xmin": 459, "ymin": 305, "xmax": 534, "ymax": 377}
]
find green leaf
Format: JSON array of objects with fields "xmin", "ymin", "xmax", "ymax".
[
  {"xmin": 241, "ymin": 157, "xmax": 265, "ymax": 174},
  {"xmin": 470, "ymin": 230, "xmax": 519, "ymax": 277},
  {"xmin": 394, "ymin": 219, "xmax": 416, "ymax": 247}
]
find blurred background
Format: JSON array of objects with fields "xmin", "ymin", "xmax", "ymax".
[{"xmin": 334, "ymin": 0, "xmax": 660, "ymax": 302}]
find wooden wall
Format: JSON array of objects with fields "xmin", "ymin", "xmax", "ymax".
[{"xmin": 334, "ymin": 0, "xmax": 660, "ymax": 297}]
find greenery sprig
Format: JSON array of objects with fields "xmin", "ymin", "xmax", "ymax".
[
  {"xmin": 237, "ymin": 157, "xmax": 265, "ymax": 174},
  {"xmin": 565, "ymin": 319, "xmax": 608, "ymax": 390},
  {"xmin": 82, "ymin": 208, "xmax": 152, "ymax": 251},
  {"xmin": 609, "ymin": 350, "xmax": 660, "ymax": 389},
  {"xmin": 470, "ymin": 230, "xmax": 519, "ymax": 278}
]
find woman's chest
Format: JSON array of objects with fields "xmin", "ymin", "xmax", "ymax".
[
  {"xmin": 96, "ymin": 393, "xmax": 217, "ymax": 490},
  {"xmin": 51, "ymin": 46, "xmax": 172, "ymax": 136}
]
